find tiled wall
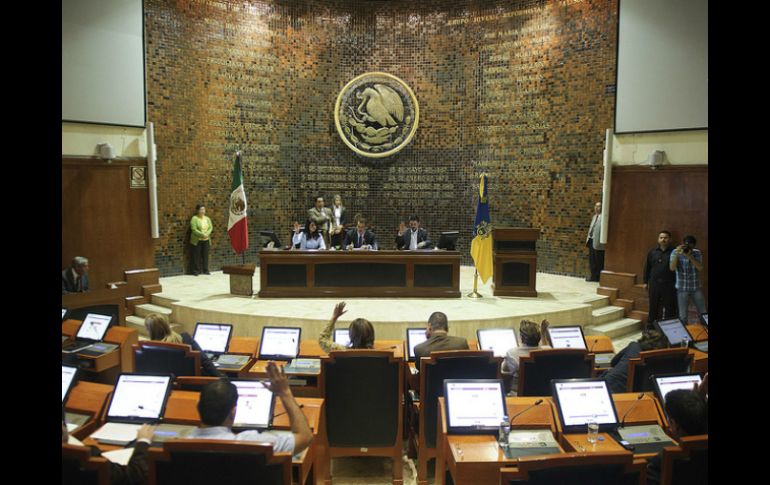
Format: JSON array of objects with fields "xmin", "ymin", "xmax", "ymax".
[{"xmin": 146, "ymin": 0, "xmax": 617, "ymax": 277}]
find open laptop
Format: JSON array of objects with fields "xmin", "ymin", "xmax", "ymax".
[
  {"xmin": 90, "ymin": 373, "xmax": 174, "ymax": 445},
  {"xmin": 444, "ymin": 379, "xmax": 507, "ymax": 435},
  {"xmin": 547, "ymin": 326, "xmax": 587, "ymax": 350},
  {"xmin": 476, "ymin": 328, "xmax": 518, "ymax": 358},
  {"xmin": 551, "ymin": 378, "xmax": 619, "ymax": 435},
  {"xmin": 193, "ymin": 323, "xmax": 251, "ymax": 369},
  {"xmin": 406, "ymin": 327, "xmax": 428, "ymax": 362},
  {"xmin": 231, "ymin": 380, "xmax": 277, "ymax": 432},
  {"xmin": 655, "ymin": 318, "xmax": 708, "ymax": 353},
  {"xmin": 652, "ymin": 373, "xmax": 703, "ymax": 405},
  {"xmin": 62, "ymin": 364, "xmax": 78, "ymax": 404},
  {"xmin": 62, "ymin": 313, "xmax": 114, "ymax": 353},
  {"xmin": 62, "ymin": 308, "xmax": 69, "ymax": 321},
  {"xmin": 334, "ymin": 329, "xmax": 351, "ymax": 347},
  {"xmin": 258, "ymin": 327, "xmax": 302, "ymax": 361}
]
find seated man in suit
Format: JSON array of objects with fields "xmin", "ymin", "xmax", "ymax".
[
  {"xmin": 62, "ymin": 256, "xmax": 90, "ymax": 294},
  {"xmin": 343, "ymin": 217, "xmax": 378, "ymax": 250},
  {"xmin": 413, "ymin": 311, "xmax": 469, "ymax": 359},
  {"xmin": 645, "ymin": 389, "xmax": 708, "ymax": 485},
  {"xmin": 502, "ymin": 319, "xmax": 552, "ymax": 395},
  {"xmin": 186, "ymin": 362, "xmax": 313, "ymax": 455},
  {"xmin": 395, "ymin": 215, "xmax": 432, "ymax": 250},
  {"xmin": 600, "ymin": 329, "xmax": 668, "ymax": 394}
]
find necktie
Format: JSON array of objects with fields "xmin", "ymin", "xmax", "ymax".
[{"xmin": 358, "ymin": 234, "xmax": 362, "ymax": 247}]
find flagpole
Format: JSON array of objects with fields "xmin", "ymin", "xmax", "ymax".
[{"xmin": 467, "ymin": 269, "xmax": 482, "ymax": 298}]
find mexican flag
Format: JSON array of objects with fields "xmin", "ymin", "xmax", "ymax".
[{"xmin": 227, "ymin": 152, "xmax": 248, "ymax": 254}]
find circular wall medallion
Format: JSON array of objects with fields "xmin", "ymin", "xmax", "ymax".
[{"xmin": 334, "ymin": 72, "xmax": 419, "ymax": 158}]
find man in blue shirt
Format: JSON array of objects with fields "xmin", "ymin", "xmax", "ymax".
[{"xmin": 669, "ymin": 235, "xmax": 707, "ymax": 324}]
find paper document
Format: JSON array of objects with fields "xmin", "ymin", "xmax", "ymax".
[
  {"xmin": 90, "ymin": 422, "xmax": 142, "ymax": 445},
  {"xmin": 102, "ymin": 448, "xmax": 135, "ymax": 466},
  {"xmin": 508, "ymin": 430, "xmax": 559, "ymax": 448}
]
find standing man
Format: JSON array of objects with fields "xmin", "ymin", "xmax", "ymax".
[
  {"xmin": 643, "ymin": 230, "xmax": 678, "ymax": 327},
  {"xmin": 308, "ymin": 196, "xmax": 335, "ymax": 248},
  {"xmin": 670, "ymin": 235, "xmax": 707, "ymax": 323},
  {"xmin": 585, "ymin": 201, "xmax": 605, "ymax": 282},
  {"xmin": 343, "ymin": 217, "xmax": 377, "ymax": 250},
  {"xmin": 62, "ymin": 256, "xmax": 90, "ymax": 294},
  {"xmin": 395, "ymin": 215, "xmax": 432, "ymax": 250}
]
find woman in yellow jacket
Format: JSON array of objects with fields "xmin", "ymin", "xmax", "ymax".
[{"xmin": 190, "ymin": 204, "xmax": 213, "ymax": 275}]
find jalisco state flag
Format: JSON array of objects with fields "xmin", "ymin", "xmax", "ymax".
[
  {"xmin": 227, "ymin": 152, "xmax": 249, "ymax": 254},
  {"xmin": 470, "ymin": 173, "xmax": 493, "ymax": 283}
]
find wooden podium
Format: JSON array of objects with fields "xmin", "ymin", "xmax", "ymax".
[
  {"xmin": 222, "ymin": 264, "xmax": 256, "ymax": 296},
  {"xmin": 492, "ymin": 227, "xmax": 540, "ymax": 297}
]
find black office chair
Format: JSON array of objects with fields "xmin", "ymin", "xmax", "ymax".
[
  {"xmin": 62, "ymin": 444, "xmax": 110, "ymax": 485},
  {"xmin": 627, "ymin": 348, "xmax": 694, "ymax": 393},
  {"xmin": 500, "ymin": 451, "xmax": 644, "ymax": 485},
  {"xmin": 149, "ymin": 439, "xmax": 292, "ymax": 485},
  {"xmin": 133, "ymin": 342, "xmax": 201, "ymax": 378},
  {"xmin": 660, "ymin": 435, "xmax": 708, "ymax": 485},
  {"xmin": 412, "ymin": 350, "xmax": 501, "ymax": 485},
  {"xmin": 518, "ymin": 349, "xmax": 595, "ymax": 396},
  {"xmin": 321, "ymin": 350, "xmax": 404, "ymax": 485}
]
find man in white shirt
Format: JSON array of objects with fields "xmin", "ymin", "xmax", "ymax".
[
  {"xmin": 186, "ymin": 362, "xmax": 312, "ymax": 455},
  {"xmin": 395, "ymin": 215, "xmax": 432, "ymax": 250},
  {"xmin": 502, "ymin": 319, "xmax": 551, "ymax": 395}
]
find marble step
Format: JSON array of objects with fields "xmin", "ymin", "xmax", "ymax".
[
  {"xmin": 127, "ymin": 315, "xmax": 183, "ymax": 338},
  {"xmin": 151, "ymin": 293, "xmax": 178, "ymax": 309},
  {"xmin": 586, "ymin": 318, "xmax": 642, "ymax": 340},
  {"xmin": 134, "ymin": 303, "xmax": 173, "ymax": 319},
  {"xmin": 581, "ymin": 294, "xmax": 611, "ymax": 310},
  {"xmin": 591, "ymin": 306, "xmax": 626, "ymax": 325}
]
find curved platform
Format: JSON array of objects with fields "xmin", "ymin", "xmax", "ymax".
[{"xmin": 152, "ymin": 266, "xmax": 604, "ymax": 342}]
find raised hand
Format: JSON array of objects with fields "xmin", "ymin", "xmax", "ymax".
[{"xmin": 332, "ymin": 301, "xmax": 347, "ymax": 321}]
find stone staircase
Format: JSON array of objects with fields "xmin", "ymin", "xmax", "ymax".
[
  {"xmin": 126, "ymin": 294, "xmax": 180, "ymax": 339},
  {"xmin": 581, "ymin": 293, "xmax": 643, "ymax": 346}
]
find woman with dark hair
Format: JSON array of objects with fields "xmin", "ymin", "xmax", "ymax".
[
  {"xmin": 319, "ymin": 302, "xmax": 375, "ymax": 352},
  {"xmin": 144, "ymin": 313, "xmax": 224, "ymax": 377},
  {"xmin": 190, "ymin": 204, "xmax": 213, "ymax": 275},
  {"xmin": 292, "ymin": 219, "xmax": 326, "ymax": 250},
  {"xmin": 330, "ymin": 194, "xmax": 347, "ymax": 249}
]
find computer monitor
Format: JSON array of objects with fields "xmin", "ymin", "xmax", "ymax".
[
  {"xmin": 547, "ymin": 326, "xmax": 587, "ymax": 350},
  {"xmin": 654, "ymin": 318, "xmax": 692, "ymax": 347},
  {"xmin": 193, "ymin": 323, "xmax": 233, "ymax": 355},
  {"xmin": 62, "ymin": 364, "xmax": 78, "ymax": 403},
  {"xmin": 334, "ymin": 329, "xmax": 350, "ymax": 347},
  {"xmin": 406, "ymin": 327, "xmax": 428, "ymax": 361},
  {"xmin": 258, "ymin": 327, "xmax": 302, "ymax": 361},
  {"xmin": 444, "ymin": 379, "xmax": 507, "ymax": 434},
  {"xmin": 260, "ymin": 231, "xmax": 283, "ymax": 249},
  {"xmin": 699, "ymin": 313, "xmax": 708, "ymax": 328},
  {"xmin": 62, "ymin": 308, "xmax": 69, "ymax": 321},
  {"xmin": 106, "ymin": 374, "xmax": 173, "ymax": 424},
  {"xmin": 652, "ymin": 373, "xmax": 703, "ymax": 405},
  {"xmin": 477, "ymin": 328, "xmax": 518, "ymax": 357},
  {"xmin": 231, "ymin": 380, "xmax": 276, "ymax": 431},
  {"xmin": 76, "ymin": 313, "xmax": 114, "ymax": 342},
  {"xmin": 437, "ymin": 231, "xmax": 459, "ymax": 251},
  {"xmin": 551, "ymin": 378, "xmax": 619, "ymax": 434}
]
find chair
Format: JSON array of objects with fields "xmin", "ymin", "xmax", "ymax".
[
  {"xmin": 660, "ymin": 435, "xmax": 708, "ymax": 485},
  {"xmin": 626, "ymin": 348, "xmax": 694, "ymax": 393},
  {"xmin": 499, "ymin": 451, "xmax": 645, "ymax": 485},
  {"xmin": 321, "ymin": 350, "xmax": 403, "ymax": 485},
  {"xmin": 411, "ymin": 350, "xmax": 501, "ymax": 485},
  {"xmin": 132, "ymin": 341, "xmax": 201, "ymax": 378},
  {"xmin": 148, "ymin": 439, "xmax": 292, "ymax": 485},
  {"xmin": 62, "ymin": 443, "xmax": 110, "ymax": 485},
  {"xmin": 517, "ymin": 349, "xmax": 595, "ymax": 396}
]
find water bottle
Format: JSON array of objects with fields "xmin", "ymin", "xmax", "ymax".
[{"xmin": 498, "ymin": 415, "xmax": 511, "ymax": 447}]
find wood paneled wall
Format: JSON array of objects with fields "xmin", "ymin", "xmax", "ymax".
[
  {"xmin": 62, "ymin": 157, "xmax": 155, "ymax": 289},
  {"xmin": 605, "ymin": 166, "xmax": 708, "ymax": 302}
]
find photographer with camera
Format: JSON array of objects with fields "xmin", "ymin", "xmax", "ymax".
[{"xmin": 669, "ymin": 235, "xmax": 706, "ymax": 324}]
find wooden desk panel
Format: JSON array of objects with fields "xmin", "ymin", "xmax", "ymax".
[
  {"xmin": 65, "ymin": 381, "xmax": 114, "ymax": 439},
  {"xmin": 560, "ymin": 433, "xmax": 625, "ymax": 454},
  {"xmin": 258, "ymin": 250, "xmax": 461, "ymax": 298},
  {"xmin": 612, "ymin": 393, "xmax": 666, "ymax": 428},
  {"xmin": 229, "ymin": 336, "xmax": 259, "ymax": 356},
  {"xmin": 62, "ymin": 321, "xmax": 138, "ymax": 377},
  {"xmin": 689, "ymin": 348, "xmax": 708, "ymax": 374},
  {"xmin": 686, "ymin": 324, "xmax": 708, "ymax": 342},
  {"xmin": 62, "ymin": 287, "xmax": 128, "ymax": 326},
  {"xmin": 584, "ymin": 335, "xmax": 615, "ymax": 354}
]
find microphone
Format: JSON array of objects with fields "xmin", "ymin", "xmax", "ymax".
[
  {"xmin": 509, "ymin": 399, "xmax": 544, "ymax": 425},
  {"xmin": 588, "ymin": 338, "xmax": 599, "ymax": 353},
  {"xmin": 619, "ymin": 393, "xmax": 645, "ymax": 428}
]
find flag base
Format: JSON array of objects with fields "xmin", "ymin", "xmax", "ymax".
[
  {"xmin": 466, "ymin": 269, "xmax": 483, "ymax": 298},
  {"xmin": 466, "ymin": 290, "xmax": 483, "ymax": 298}
]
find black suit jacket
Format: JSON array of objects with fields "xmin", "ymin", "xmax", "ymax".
[
  {"xmin": 62, "ymin": 269, "xmax": 89, "ymax": 294},
  {"xmin": 395, "ymin": 227, "xmax": 432, "ymax": 250},
  {"xmin": 413, "ymin": 334, "xmax": 469, "ymax": 360},
  {"xmin": 344, "ymin": 229, "xmax": 377, "ymax": 249}
]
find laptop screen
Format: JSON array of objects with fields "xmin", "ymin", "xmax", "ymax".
[
  {"xmin": 552, "ymin": 379, "xmax": 619, "ymax": 430},
  {"xmin": 406, "ymin": 328, "xmax": 428, "ymax": 360},
  {"xmin": 231, "ymin": 380, "xmax": 276, "ymax": 429},
  {"xmin": 106, "ymin": 374, "xmax": 173, "ymax": 423},
  {"xmin": 193, "ymin": 323, "xmax": 233, "ymax": 354},
  {"xmin": 76, "ymin": 313, "xmax": 113, "ymax": 341},
  {"xmin": 444, "ymin": 379, "xmax": 507, "ymax": 433},
  {"xmin": 699, "ymin": 313, "xmax": 708, "ymax": 327},
  {"xmin": 259, "ymin": 327, "xmax": 301, "ymax": 360},
  {"xmin": 334, "ymin": 329, "xmax": 350, "ymax": 347},
  {"xmin": 477, "ymin": 328, "xmax": 518, "ymax": 357},
  {"xmin": 656, "ymin": 318, "xmax": 692, "ymax": 346},
  {"xmin": 62, "ymin": 365, "xmax": 78, "ymax": 403},
  {"xmin": 653, "ymin": 374, "xmax": 702, "ymax": 404},
  {"xmin": 547, "ymin": 326, "xmax": 587, "ymax": 350},
  {"xmin": 62, "ymin": 308, "xmax": 68, "ymax": 320}
]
